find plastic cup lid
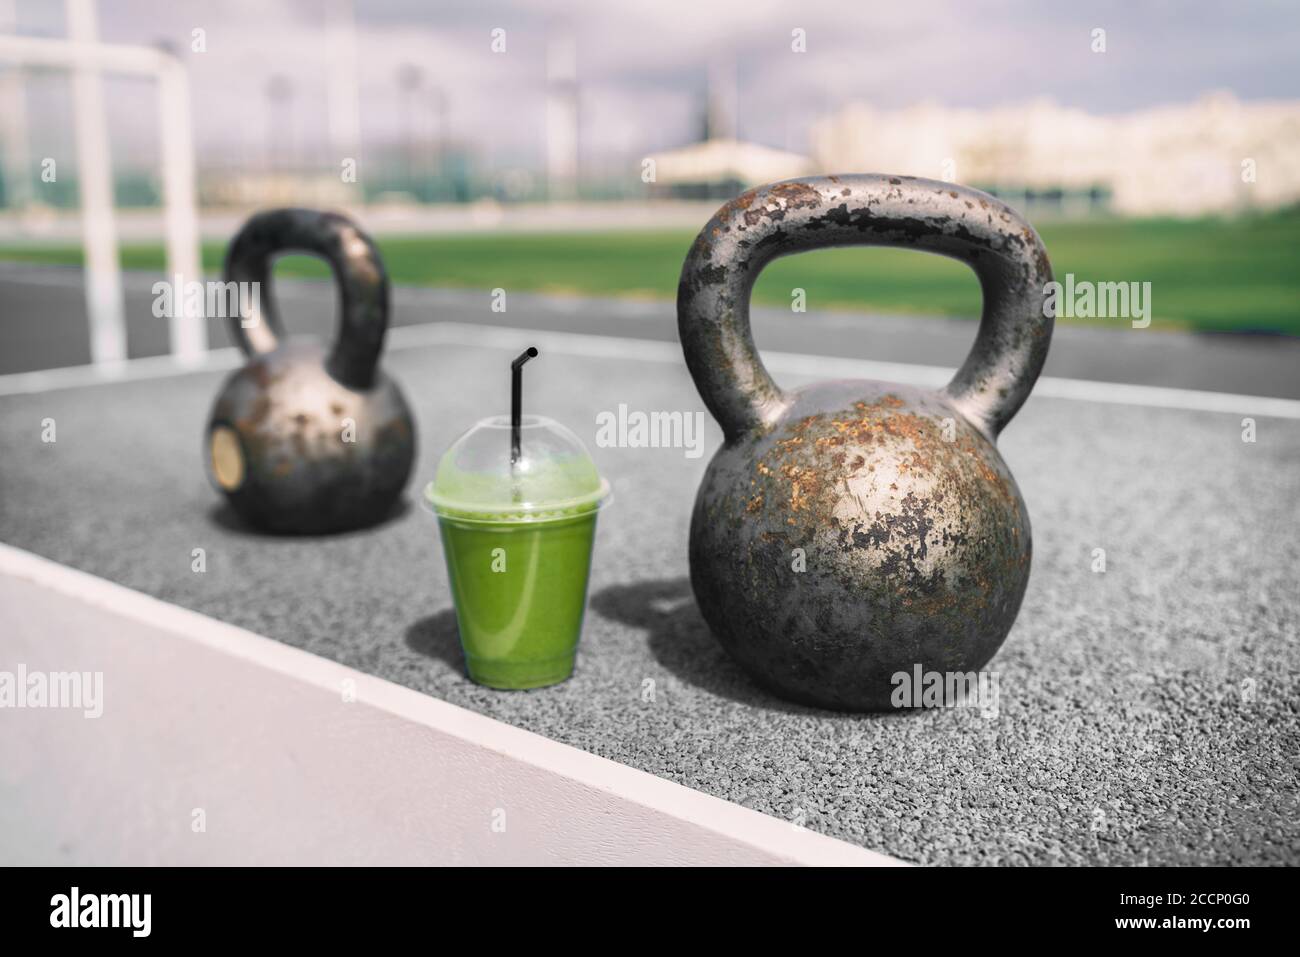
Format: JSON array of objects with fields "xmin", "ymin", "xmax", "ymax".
[{"xmin": 424, "ymin": 414, "xmax": 610, "ymax": 523}]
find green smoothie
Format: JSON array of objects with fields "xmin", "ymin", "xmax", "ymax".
[
  {"xmin": 425, "ymin": 415, "xmax": 610, "ymax": 690},
  {"xmin": 436, "ymin": 506, "xmax": 598, "ymax": 688}
]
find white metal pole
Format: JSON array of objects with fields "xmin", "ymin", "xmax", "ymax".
[
  {"xmin": 65, "ymin": 0, "xmax": 126, "ymax": 365},
  {"xmin": 325, "ymin": 0, "xmax": 360, "ymax": 163},
  {"xmin": 0, "ymin": 30, "xmax": 206, "ymax": 365},
  {"xmin": 0, "ymin": 0, "xmax": 33, "ymax": 214},
  {"xmin": 545, "ymin": 33, "xmax": 578, "ymax": 202},
  {"xmin": 0, "ymin": 72, "xmax": 31, "ymax": 211},
  {"xmin": 157, "ymin": 53, "xmax": 205, "ymax": 363}
]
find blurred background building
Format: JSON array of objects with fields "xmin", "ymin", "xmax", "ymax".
[
  {"xmin": 1, "ymin": 0, "xmax": 1297, "ymax": 235},
  {"xmin": 812, "ymin": 93, "xmax": 1300, "ymax": 217}
]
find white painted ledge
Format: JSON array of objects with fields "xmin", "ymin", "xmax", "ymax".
[{"xmin": 0, "ymin": 543, "xmax": 902, "ymax": 866}]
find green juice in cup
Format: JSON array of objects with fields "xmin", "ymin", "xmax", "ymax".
[{"xmin": 425, "ymin": 352, "xmax": 610, "ymax": 689}]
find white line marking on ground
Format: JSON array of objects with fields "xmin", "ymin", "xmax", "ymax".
[{"xmin": 2, "ymin": 319, "xmax": 1298, "ymax": 420}]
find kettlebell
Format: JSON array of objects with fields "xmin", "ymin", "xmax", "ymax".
[
  {"xmin": 204, "ymin": 208, "xmax": 415, "ymax": 534},
  {"xmin": 677, "ymin": 175, "xmax": 1053, "ymax": 711}
]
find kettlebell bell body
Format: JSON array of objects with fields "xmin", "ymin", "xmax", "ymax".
[
  {"xmin": 677, "ymin": 176, "xmax": 1053, "ymax": 710},
  {"xmin": 205, "ymin": 208, "xmax": 415, "ymax": 534}
]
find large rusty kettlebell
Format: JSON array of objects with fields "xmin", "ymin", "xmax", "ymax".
[
  {"xmin": 677, "ymin": 175, "xmax": 1053, "ymax": 710},
  {"xmin": 205, "ymin": 208, "xmax": 416, "ymax": 534}
]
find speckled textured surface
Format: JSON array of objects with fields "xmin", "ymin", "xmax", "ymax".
[{"xmin": 1, "ymin": 337, "xmax": 1297, "ymax": 865}]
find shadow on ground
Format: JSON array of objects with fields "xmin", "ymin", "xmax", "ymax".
[
  {"xmin": 206, "ymin": 497, "xmax": 413, "ymax": 537},
  {"xmin": 589, "ymin": 576, "xmax": 843, "ymax": 717},
  {"xmin": 404, "ymin": 607, "xmax": 464, "ymax": 670}
]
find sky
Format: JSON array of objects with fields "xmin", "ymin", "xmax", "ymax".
[{"xmin": 5, "ymin": 0, "xmax": 1299, "ymax": 172}]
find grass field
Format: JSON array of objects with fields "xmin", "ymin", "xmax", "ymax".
[{"xmin": 2, "ymin": 210, "xmax": 1297, "ymax": 335}]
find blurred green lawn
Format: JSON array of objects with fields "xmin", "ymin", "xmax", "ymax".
[{"xmin": 2, "ymin": 210, "xmax": 1296, "ymax": 334}]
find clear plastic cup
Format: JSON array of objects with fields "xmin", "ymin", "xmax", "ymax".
[{"xmin": 424, "ymin": 414, "xmax": 611, "ymax": 689}]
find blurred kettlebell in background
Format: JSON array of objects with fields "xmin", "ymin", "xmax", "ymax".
[
  {"xmin": 677, "ymin": 175, "xmax": 1053, "ymax": 711},
  {"xmin": 205, "ymin": 208, "xmax": 416, "ymax": 534}
]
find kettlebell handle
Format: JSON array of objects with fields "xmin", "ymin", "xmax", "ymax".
[
  {"xmin": 224, "ymin": 208, "xmax": 390, "ymax": 390},
  {"xmin": 677, "ymin": 175, "xmax": 1054, "ymax": 441}
]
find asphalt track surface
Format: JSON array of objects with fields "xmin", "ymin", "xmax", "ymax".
[
  {"xmin": 1, "ymin": 267, "xmax": 1297, "ymax": 865},
  {"xmin": 2, "ymin": 260, "xmax": 1300, "ymax": 399}
]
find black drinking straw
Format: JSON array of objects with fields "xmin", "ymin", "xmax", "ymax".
[{"xmin": 510, "ymin": 347, "xmax": 538, "ymax": 466}]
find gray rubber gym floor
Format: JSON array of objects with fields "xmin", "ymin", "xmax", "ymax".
[{"xmin": 1, "ymin": 328, "xmax": 1297, "ymax": 865}]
